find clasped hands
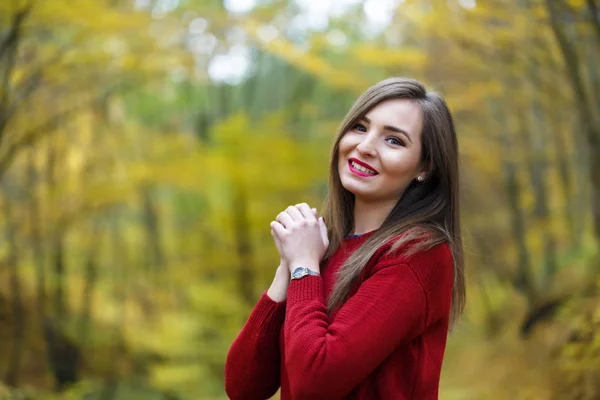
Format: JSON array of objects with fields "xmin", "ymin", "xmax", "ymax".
[
  {"xmin": 266, "ymin": 203, "xmax": 329, "ymax": 302},
  {"xmin": 270, "ymin": 203, "xmax": 329, "ymax": 275}
]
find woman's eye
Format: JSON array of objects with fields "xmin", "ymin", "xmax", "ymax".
[
  {"xmin": 386, "ymin": 137, "xmax": 404, "ymax": 146},
  {"xmin": 352, "ymin": 123, "xmax": 367, "ymax": 132}
]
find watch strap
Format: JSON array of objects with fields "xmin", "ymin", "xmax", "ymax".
[{"xmin": 290, "ymin": 266, "xmax": 320, "ymax": 280}]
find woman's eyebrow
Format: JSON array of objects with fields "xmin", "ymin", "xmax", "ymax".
[{"xmin": 361, "ymin": 116, "xmax": 412, "ymax": 143}]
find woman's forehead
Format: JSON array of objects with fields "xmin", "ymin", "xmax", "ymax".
[{"xmin": 361, "ymin": 99, "xmax": 423, "ymax": 137}]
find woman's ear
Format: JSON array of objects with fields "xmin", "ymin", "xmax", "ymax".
[{"xmin": 417, "ymin": 162, "xmax": 431, "ymax": 181}]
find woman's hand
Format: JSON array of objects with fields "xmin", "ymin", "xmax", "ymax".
[
  {"xmin": 267, "ymin": 206, "xmax": 325, "ymax": 302},
  {"xmin": 270, "ymin": 203, "xmax": 329, "ymax": 273}
]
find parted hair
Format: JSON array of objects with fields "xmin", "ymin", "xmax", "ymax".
[{"xmin": 321, "ymin": 77, "xmax": 465, "ymax": 330}]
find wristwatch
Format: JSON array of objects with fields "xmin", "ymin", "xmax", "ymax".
[{"xmin": 290, "ymin": 266, "xmax": 321, "ymax": 280}]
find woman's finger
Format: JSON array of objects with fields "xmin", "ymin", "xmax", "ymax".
[
  {"xmin": 271, "ymin": 221, "xmax": 287, "ymax": 238},
  {"xmin": 271, "ymin": 228, "xmax": 282, "ymax": 252},
  {"xmin": 285, "ymin": 205, "xmax": 304, "ymax": 222},
  {"xmin": 319, "ymin": 217, "xmax": 329, "ymax": 247},
  {"xmin": 295, "ymin": 203, "xmax": 316, "ymax": 221},
  {"xmin": 276, "ymin": 210, "xmax": 294, "ymax": 228}
]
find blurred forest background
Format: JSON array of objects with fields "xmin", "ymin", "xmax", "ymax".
[{"xmin": 0, "ymin": 0, "xmax": 599, "ymax": 398}]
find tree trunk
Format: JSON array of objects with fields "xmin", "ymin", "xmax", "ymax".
[
  {"xmin": 504, "ymin": 150, "xmax": 536, "ymax": 306},
  {"xmin": 586, "ymin": 0, "xmax": 600, "ymax": 48},
  {"xmin": 0, "ymin": 4, "xmax": 31, "ymax": 139},
  {"xmin": 2, "ymin": 189, "xmax": 24, "ymax": 387},
  {"xmin": 42, "ymin": 125, "xmax": 80, "ymax": 390},
  {"xmin": 42, "ymin": 316, "xmax": 81, "ymax": 391},
  {"xmin": 527, "ymin": 58, "xmax": 558, "ymax": 283},
  {"xmin": 490, "ymin": 99, "xmax": 536, "ymax": 306},
  {"xmin": 232, "ymin": 184, "xmax": 255, "ymax": 307},
  {"xmin": 140, "ymin": 185, "xmax": 165, "ymax": 272},
  {"xmin": 547, "ymin": 0, "xmax": 600, "ymax": 246},
  {"xmin": 46, "ymin": 142, "xmax": 67, "ymax": 319},
  {"xmin": 545, "ymin": 83, "xmax": 578, "ymax": 242},
  {"xmin": 27, "ymin": 149, "xmax": 46, "ymax": 318},
  {"xmin": 78, "ymin": 221, "xmax": 102, "ymax": 345},
  {"xmin": 104, "ymin": 215, "xmax": 127, "ymax": 389},
  {"xmin": 50, "ymin": 237, "xmax": 66, "ymax": 319}
]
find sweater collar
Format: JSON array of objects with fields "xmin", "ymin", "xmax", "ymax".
[{"xmin": 343, "ymin": 229, "xmax": 378, "ymax": 241}]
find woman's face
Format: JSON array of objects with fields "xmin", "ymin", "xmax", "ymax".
[{"xmin": 337, "ymin": 98, "xmax": 425, "ymax": 203}]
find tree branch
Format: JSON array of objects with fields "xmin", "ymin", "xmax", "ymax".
[
  {"xmin": 0, "ymin": 2, "xmax": 33, "ymax": 142},
  {"xmin": 0, "ymin": 4, "xmax": 31, "ymax": 60},
  {"xmin": 0, "ymin": 46, "xmax": 70, "ymax": 134},
  {"xmin": 587, "ymin": 0, "xmax": 600, "ymax": 48},
  {"xmin": 546, "ymin": 0, "xmax": 596, "ymax": 127},
  {"xmin": 0, "ymin": 90, "xmax": 114, "ymax": 182}
]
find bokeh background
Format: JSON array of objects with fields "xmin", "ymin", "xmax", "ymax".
[{"xmin": 0, "ymin": 0, "xmax": 599, "ymax": 398}]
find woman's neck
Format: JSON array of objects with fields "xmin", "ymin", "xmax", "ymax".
[{"xmin": 352, "ymin": 197, "xmax": 397, "ymax": 235}]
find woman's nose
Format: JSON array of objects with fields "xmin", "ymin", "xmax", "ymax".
[{"xmin": 356, "ymin": 134, "xmax": 377, "ymax": 157}]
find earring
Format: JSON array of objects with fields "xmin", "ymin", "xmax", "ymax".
[{"xmin": 417, "ymin": 176, "xmax": 424, "ymax": 182}]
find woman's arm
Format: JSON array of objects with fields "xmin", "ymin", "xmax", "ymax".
[
  {"xmin": 225, "ymin": 217, "xmax": 295, "ymax": 399},
  {"xmin": 224, "ymin": 291, "xmax": 286, "ymax": 400},
  {"xmin": 283, "ymin": 245, "xmax": 453, "ymax": 400}
]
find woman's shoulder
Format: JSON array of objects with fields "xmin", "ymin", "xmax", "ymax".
[
  {"xmin": 375, "ymin": 230, "xmax": 453, "ymax": 268},
  {"xmin": 369, "ymin": 238, "xmax": 453, "ymax": 294}
]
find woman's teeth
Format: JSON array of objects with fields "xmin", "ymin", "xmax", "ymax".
[{"xmin": 351, "ymin": 161, "xmax": 376, "ymax": 175}]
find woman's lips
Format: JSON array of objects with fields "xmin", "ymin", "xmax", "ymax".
[
  {"xmin": 348, "ymin": 160, "xmax": 378, "ymax": 177},
  {"xmin": 349, "ymin": 158, "xmax": 378, "ymax": 173}
]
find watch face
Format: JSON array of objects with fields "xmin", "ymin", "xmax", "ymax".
[
  {"xmin": 292, "ymin": 267, "xmax": 306, "ymax": 279},
  {"xmin": 292, "ymin": 270, "xmax": 303, "ymax": 278}
]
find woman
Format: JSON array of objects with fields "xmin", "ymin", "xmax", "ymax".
[{"xmin": 225, "ymin": 77, "xmax": 465, "ymax": 400}]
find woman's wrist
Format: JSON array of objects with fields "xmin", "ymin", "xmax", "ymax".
[
  {"xmin": 267, "ymin": 263, "xmax": 290, "ymax": 302},
  {"xmin": 279, "ymin": 259, "xmax": 289, "ymax": 271},
  {"xmin": 288, "ymin": 259, "xmax": 321, "ymax": 274},
  {"xmin": 266, "ymin": 284, "xmax": 287, "ymax": 302}
]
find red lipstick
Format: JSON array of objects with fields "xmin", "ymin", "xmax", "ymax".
[{"xmin": 348, "ymin": 158, "xmax": 378, "ymax": 177}]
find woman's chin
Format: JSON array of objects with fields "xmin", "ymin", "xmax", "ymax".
[{"xmin": 342, "ymin": 185, "xmax": 376, "ymax": 201}]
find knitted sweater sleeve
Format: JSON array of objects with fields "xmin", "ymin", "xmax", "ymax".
[
  {"xmin": 224, "ymin": 291, "xmax": 286, "ymax": 400},
  {"xmin": 284, "ymin": 244, "xmax": 453, "ymax": 400}
]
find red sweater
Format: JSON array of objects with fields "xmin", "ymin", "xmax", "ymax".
[{"xmin": 225, "ymin": 231, "xmax": 454, "ymax": 400}]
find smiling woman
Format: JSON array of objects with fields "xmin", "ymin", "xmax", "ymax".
[
  {"xmin": 225, "ymin": 77, "xmax": 465, "ymax": 400},
  {"xmin": 338, "ymin": 98, "xmax": 426, "ymax": 212}
]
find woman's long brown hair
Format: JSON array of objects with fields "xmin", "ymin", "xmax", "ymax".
[{"xmin": 321, "ymin": 77, "xmax": 465, "ymax": 330}]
